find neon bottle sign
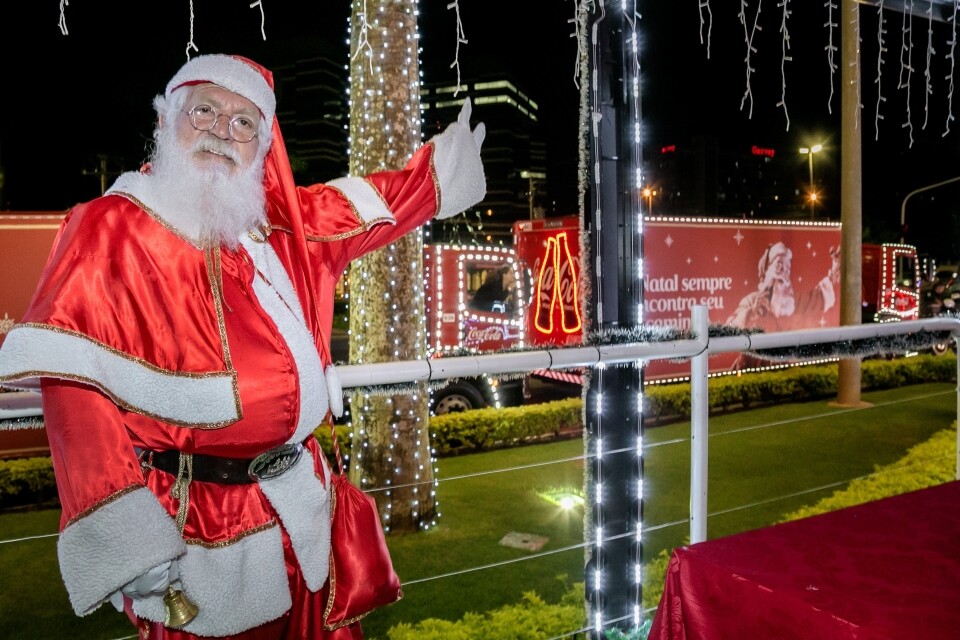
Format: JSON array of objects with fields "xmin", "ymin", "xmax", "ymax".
[{"xmin": 534, "ymin": 232, "xmax": 582, "ymax": 335}]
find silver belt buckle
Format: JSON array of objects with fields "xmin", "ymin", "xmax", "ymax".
[{"xmin": 248, "ymin": 443, "xmax": 303, "ymax": 482}]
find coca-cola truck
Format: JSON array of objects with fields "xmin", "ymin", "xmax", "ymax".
[
  {"xmin": 424, "ymin": 215, "xmax": 921, "ymax": 404},
  {"xmin": 423, "ymin": 216, "xmax": 584, "ymax": 412}
]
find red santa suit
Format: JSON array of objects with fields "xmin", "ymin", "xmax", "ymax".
[{"xmin": 0, "ymin": 54, "xmax": 485, "ymax": 639}]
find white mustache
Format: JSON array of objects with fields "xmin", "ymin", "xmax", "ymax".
[{"xmin": 192, "ymin": 137, "xmax": 241, "ymax": 165}]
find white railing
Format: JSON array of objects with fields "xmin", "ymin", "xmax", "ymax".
[{"xmin": 336, "ymin": 309, "xmax": 960, "ymax": 546}]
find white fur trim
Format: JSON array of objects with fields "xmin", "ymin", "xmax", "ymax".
[
  {"xmin": 58, "ymin": 487, "xmax": 185, "ymax": 616},
  {"xmin": 327, "ymin": 176, "xmax": 397, "ymax": 227},
  {"xmin": 0, "ymin": 326, "xmax": 238, "ymax": 425},
  {"xmin": 131, "ymin": 523, "xmax": 291, "ymax": 636},
  {"xmin": 106, "ymin": 172, "xmax": 203, "ymax": 243},
  {"xmin": 326, "ymin": 364, "xmax": 343, "ymax": 418},
  {"xmin": 166, "ymin": 54, "xmax": 276, "ymax": 127},
  {"xmin": 240, "ymin": 236, "xmax": 327, "ymax": 443},
  {"xmin": 258, "ymin": 450, "xmax": 332, "ymax": 592},
  {"xmin": 430, "ymin": 115, "xmax": 486, "ymax": 220}
]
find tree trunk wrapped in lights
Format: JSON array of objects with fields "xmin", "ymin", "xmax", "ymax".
[{"xmin": 346, "ymin": 0, "xmax": 436, "ymax": 533}]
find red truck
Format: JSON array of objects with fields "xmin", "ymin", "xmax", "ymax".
[
  {"xmin": 0, "ymin": 212, "xmax": 920, "ymax": 419},
  {"xmin": 423, "ymin": 216, "xmax": 584, "ymax": 412},
  {"xmin": 424, "ymin": 215, "xmax": 920, "ymax": 400},
  {"xmin": 0, "ymin": 213, "xmax": 66, "ymax": 457}
]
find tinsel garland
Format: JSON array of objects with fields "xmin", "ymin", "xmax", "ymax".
[
  {"xmin": 748, "ymin": 328, "xmax": 954, "ymax": 361},
  {"xmin": 0, "ymin": 416, "xmax": 46, "ymax": 431}
]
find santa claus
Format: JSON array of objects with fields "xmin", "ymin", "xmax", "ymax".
[{"xmin": 0, "ymin": 54, "xmax": 485, "ymax": 639}]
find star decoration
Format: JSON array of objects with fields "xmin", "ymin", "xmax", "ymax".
[
  {"xmin": 733, "ymin": 230, "xmax": 744, "ymax": 245},
  {"xmin": 665, "ymin": 235, "xmax": 674, "ymax": 247}
]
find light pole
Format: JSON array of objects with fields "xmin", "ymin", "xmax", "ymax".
[
  {"xmin": 642, "ymin": 187, "xmax": 657, "ymax": 216},
  {"xmin": 899, "ymin": 174, "xmax": 960, "ymax": 242},
  {"xmin": 799, "ymin": 143, "xmax": 822, "ymax": 218},
  {"xmin": 520, "ymin": 170, "xmax": 546, "ymax": 220}
]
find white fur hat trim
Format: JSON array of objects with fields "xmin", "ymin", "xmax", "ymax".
[{"xmin": 166, "ymin": 54, "xmax": 276, "ymax": 126}]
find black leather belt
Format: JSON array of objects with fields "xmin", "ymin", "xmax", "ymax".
[
  {"xmin": 142, "ymin": 443, "xmax": 303, "ymax": 485},
  {"xmin": 145, "ymin": 450, "xmax": 255, "ymax": 484}
]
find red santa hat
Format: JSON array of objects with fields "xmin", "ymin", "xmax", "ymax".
[{"xmin": 165, "ymin": 54, "xmax": 277, "ymax": 128}]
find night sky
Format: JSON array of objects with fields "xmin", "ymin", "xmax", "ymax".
[{"xmin": 1, "ymin": 2, "xmax": 959, "ymax": 259}]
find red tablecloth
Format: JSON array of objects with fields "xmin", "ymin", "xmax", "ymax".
[{"xmin": 648, "ymin": 481, "xmax": 960, "ymax": 639}]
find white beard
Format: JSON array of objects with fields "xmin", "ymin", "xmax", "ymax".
[
  {"xmin": 146, "ymin": 125, "xmax": 266, "ymax": 249},
  {"xmin": 770, "ymin": 281, "xmax": 796, "ymax": 317}
]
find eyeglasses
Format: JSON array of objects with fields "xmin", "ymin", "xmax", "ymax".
[{"xmin": 183, "ymin": 104, "xmax": 259, "ymax": 143}]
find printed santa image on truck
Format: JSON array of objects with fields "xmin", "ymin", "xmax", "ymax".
[{"xmin": 641, "ymin": 216, "xmax": 918, "ymax": 380}]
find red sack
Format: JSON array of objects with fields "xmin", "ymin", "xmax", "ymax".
[{"xmin": 323, "ymin": 464, "xmax": 402, "ymax": 629}]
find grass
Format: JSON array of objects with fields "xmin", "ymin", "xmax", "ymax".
[{"xmin": 0, "ymin": 382, "xmax": 955, "ymax": 639}]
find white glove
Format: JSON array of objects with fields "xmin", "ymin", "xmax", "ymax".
[
  {"xmin": 430, "ymin": 97, "xmax": 487, "ymax": 220},
  {"xmin": 120, "ymin": 560, "xmax": 178, "ymax": 599}
]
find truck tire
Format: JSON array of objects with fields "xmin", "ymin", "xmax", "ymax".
[
  {"xmin": 432, "ymin": 381, "xmax": 486, "ymax": 414},
  {"xmin": 932, "ymin": 341, "xmax": 953, "ymax": 356}
]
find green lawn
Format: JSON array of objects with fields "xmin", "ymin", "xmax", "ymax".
[{"xmin": 0, "ymin": 383, "xmax": 955, "ymax": 640}]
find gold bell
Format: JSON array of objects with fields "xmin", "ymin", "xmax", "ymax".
[{"xmin": 163, "ymin": 584, "xmax": 199, "ymax": 629}]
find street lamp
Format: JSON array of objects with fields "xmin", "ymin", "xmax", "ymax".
[
  {"xmin": 899, "ymin": 174, "xmax": 960, "ymax": 242},
  {"xmin": 642, "ymin": 187, "xmax": 657, "ymax": 216},
  {"xmin": 799, "ymin": 143, "xmax": 823, "ymax": 218},
  {"xmin": 520, "ymin": 170, "xmax": 546, "ymax": 220}
]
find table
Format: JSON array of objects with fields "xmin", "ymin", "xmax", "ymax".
[{"xmin": 648, "ymin": 481, "xmax": 960, "ymax": 639}]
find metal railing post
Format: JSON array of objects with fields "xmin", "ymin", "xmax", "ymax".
[{"xmin": 689, "ymin": 306, "xmax": 710, "ymax": 544}]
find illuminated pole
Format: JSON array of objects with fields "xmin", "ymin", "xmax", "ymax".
[
  {"xmin": 799, "ymin": 143, "xmax": 822, "ymax": 218},
  {"xmin": 346, "ymin": 0, "xmax": 435, "ymax": 532},
  {"xmin": 583, "ymin": 3, "xmax": 644, "ymax": 636}
]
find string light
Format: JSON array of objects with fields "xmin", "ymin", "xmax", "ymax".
[{"xmin": 347, "ymin": 0, "xmax": 436, "ymax": 533}]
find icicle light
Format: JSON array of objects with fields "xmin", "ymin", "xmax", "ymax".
[
  {"xmin": 739, "ymin": 0, "xmax": 763, "ymax": 119},
  {"xmin": 58, "ymin": 0, "xmax": 69, "ymax": 35},
  {"xmin": 826, "ymin": 0, "xmax": 839, "ymax": 113},
  {"xmin": 944, "ymin": 0, "xmax": 959, "ymax": 136},
  {"xmin": 875, "ymin": 1, "xmax": 889, "ymax": 140},
  {"xmin": 899, "ymin": 1, "xmax": 915, "ymax": 147},
  {"xmin": 777, "ymin": 0, "xmax": 793, "ymax": 130}
]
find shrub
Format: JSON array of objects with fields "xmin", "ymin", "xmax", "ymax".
[
  {"xmin": 386, "ymin": 588, "xmax": 586, "ymax": 640},
  {"xmin": 0, "ymin": 456, "xmax": 57, "ymax": 508}
]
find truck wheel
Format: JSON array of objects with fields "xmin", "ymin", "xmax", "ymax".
[
  {"xmin": 432, "ymin": 382, "xmax": 486, "ymax": 415},
  {"xmin": 932, "ymin": 341, "xmax": 951, "ymax": 356}
]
